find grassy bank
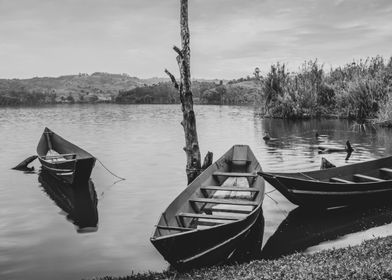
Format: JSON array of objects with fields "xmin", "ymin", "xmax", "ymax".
[{"xmin": 94, "ymin": 235, "xmax": 392, "ymax": 280}]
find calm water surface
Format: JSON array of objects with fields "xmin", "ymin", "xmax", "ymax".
[{"xmin": 1, "ymin": 104, "xmax": 392, "ymax": 279}]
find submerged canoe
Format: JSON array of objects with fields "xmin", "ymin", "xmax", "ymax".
[
  {"xmin": 36, "ymin": 127, "xmax": 96, "ymax": 184},
  {"xmin": 258, "ymin": 155, "xmax": 392, "ymax": 208},
  {"xmin": 151, "ymin": 145, "xmax": 265, "ymax": 270}
]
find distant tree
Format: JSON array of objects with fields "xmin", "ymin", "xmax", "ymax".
[
  {"xmin": 264, "ymin": 63, "xmax": 289, "ymax": 113},
  {"xmin": 254, "ymin": 67, "xmax": 260, "ymax": 80},
  {"xmin": 66, "ymin": 94, "xmax": 75, "ymax": 103}
]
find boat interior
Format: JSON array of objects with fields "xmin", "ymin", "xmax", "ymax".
[
  {"xmin": 154, "ymin": 146, "xmax": 263, "ymax": 237},
  {"xmin": 327, "ymin": 167, "xmax": 392, "ymax": 184},
  {"xmin": 272, "ymin": 157, "xmax": 392, "ymax": 184},
  {"xmin": 37, "ymin": 129, "xmax": 92, "ymax": 162}
]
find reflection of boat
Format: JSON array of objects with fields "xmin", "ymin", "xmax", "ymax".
[
  {"xmin": 318, "ymin": 145, "xmax": 346, "ymax": 153},
  {"xmin": 151, "ymin": 145, "xmax": 265, "ymax": 270},
  {"xmin": 37, "ymin": 127, "xmax": 96, "ymax": 184},
  {"xmin": 38, "ymin": 171, "xmax": 98, "ymax": 233},
  {"xmin": 318, "ymin": 140, "xmax": 354, "ymax": 155},
  {"xmin": 262, "ymin": 203, "xmax": 392, "ymax": 259},
  {"xmin": 258, "ymin": 156, "xmax": 392, "ymax": 208}
]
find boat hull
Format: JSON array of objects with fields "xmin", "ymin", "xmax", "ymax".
[
  {"xmin": 259, "ymin": 156, "xmax": 392, "ymax": 208},
  {"xmin": 262, "ymin": 174, "xmax": 392, "ymax": 207},
  {"xmin": 37, "ymin": 127, "xmax": 96, "ymax": 184},
  {"xmin": 151, "ymin": 204, "xmax": 262, "ymax": 270}
]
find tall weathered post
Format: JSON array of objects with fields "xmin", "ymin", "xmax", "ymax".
[{"xmin": 165, "ymin": 0, "xmax": 212, "ymax": 184}]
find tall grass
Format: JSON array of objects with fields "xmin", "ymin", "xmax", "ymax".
[
  {"xmin": 378, "ymin": 93, "xmax": 392, "ymax": 127},
  {"xmin": 258, "ymin": 55, "xmax": 392, "ymax": 122}
]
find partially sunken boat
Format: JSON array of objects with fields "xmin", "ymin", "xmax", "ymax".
[
  {"xmin": 37, "ymin": 127, "xmax": 96, "ymax": 184},
  {"xmin": 258, "ymin": 155, "xmax": 392, "ymax": 208},
  {"xmin": 151, "ymin": 145, "xmax": 265, "ymax": 270}
]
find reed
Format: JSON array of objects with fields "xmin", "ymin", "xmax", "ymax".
[{"xmin": 259, "ymin": 55, "xmax": 392, "ymax": 121}]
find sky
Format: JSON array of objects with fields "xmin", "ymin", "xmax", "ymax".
[{"xmin": 0, "ymin": 0, "xmax": 391, "ymax": 79}]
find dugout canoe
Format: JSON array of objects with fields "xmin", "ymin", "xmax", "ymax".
[
  {"xmin": 37, "ymin": 127, "xmax": 96, "ymax": 184},
  {"xmin": 150, "ymin": 145, "xmax": 265, "ymax": 270},
  {"xmin": 258, "ymin": 155, "xmax": 392, "ymax": 208}
]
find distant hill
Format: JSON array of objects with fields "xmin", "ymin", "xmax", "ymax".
[
  {"xmin": 0, "ymin": 73, "xmax": 260, "ymax": 106},
  {"xmin": 115, "ymin": 79, "xmax": 261, "ymax": 105},
  {"xmin": 0, "ymin": 72, "xmax": 157, "ymax": 105}
]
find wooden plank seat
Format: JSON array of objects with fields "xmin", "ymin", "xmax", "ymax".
[
  {"xmin": 213, "ymin": 172, "xmax": 257, "ymax": 178},
  {"xmin": 330, "ymin": 177, "xmax": 354, "ymax": 183},
  {"xmin": 231, "ymin": 160, "xmax": 251, "ymax": 164},
  {"xmin": 380, "ymin": 168, "xmax": 392, "ymax": 178},
  {"xmin": 205, "ymin": 207, "xmax": 252, "ymax": 214},
  {"xmin": 196, "ymin": 220, "xmax": 231, "ymax": 227},
  {"xmin": 156, "ymin": 225, "xmax": 193, "ymax": 231},
  {"xmin": 231, "ymin": 146, "xmax": 249, "ymax": 163},
  {"xmin": 178, "ymin": 212, "xmax": 241, "ymax": 221},
  {"xmin": 201, "ymin": 186, "xmax": 259, "ymax": 192},
  {"xmin": 190, "ymin": 197, "xmax": 259, "ymax": 206},
  {"xmin": 230, "ymin": 160, "xmax": 251, "ymax": 168},
  {"xmin": 353, "ymin": 174, "xmax": 385, "ymax": 182},
  {"xmin": 42, "ymin": 153, "xmax": 76, "ymax": 159}
]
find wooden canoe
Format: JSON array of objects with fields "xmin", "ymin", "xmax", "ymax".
[
  {"xmin": 258, "ymin": 155, "xmax": 392, "ymax": 208},
  {"xmin": 39, "ymin": 170, "xmax": 99, "ymax": 233},
  {"xmin": 150, "ymin": 145, "xmax": 265, "ymax": 270},
  {"xmin": 36, "ymin": 127, "xmax": 96, "ymax": 184}
]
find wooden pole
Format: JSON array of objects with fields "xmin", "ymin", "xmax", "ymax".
[{"xmin": 165, "ymin": 0, "xmax": 212, "ymax": 184}]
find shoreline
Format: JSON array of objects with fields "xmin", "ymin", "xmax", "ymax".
[
  {"xmin": 1, "ymin": 103, "xmax": 387, "ymax": 125},
  {"xmin": 95, "ymin": 235, "xmax": 392, "ymax": 280}
]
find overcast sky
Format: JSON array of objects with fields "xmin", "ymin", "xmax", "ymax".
[{"xmin": 0, "ymin": 0, "xmax": 391, "ymax": 79}]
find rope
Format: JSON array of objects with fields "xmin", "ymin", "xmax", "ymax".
[
  {"xmin": 98, "ymin": 178, "xmax": 124, "ymax": 200},
  {"xmin": 265, "ymin": 192, "xmax": 279, "ymax": 205},
  {"xmin": 265, "ymin": 189, "xmax": 276, "ymax": 194},
  {"xmin": 299, "ymin": 172, "xmax": 318, "ymax": 181},
  {"xmin": 96, "ymin": 158, "xmax": 126, "ymax": 181}
]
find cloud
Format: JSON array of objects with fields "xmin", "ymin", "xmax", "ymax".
[{"xmin": 0, "ymin": 0, "xmax": 391, "ymax": 79}]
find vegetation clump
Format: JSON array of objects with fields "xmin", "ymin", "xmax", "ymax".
[{"xmin": 256, "ymin": 56, "xmax": 392, "ymax": 122}]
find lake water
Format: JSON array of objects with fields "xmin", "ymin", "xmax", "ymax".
[{"xmin": 1, "ymin": 104, "xmax": 392, "ymax": 279}]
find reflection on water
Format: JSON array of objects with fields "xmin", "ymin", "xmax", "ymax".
[
  {"xmin": 38, "ymin": 171, "xmax": 98, "ymax": 233},
  {"xmin": 1, "ymin": 105, "xmax": 392, "ymax": 279},
  {"xmin": 261, "ymin": 203, "xmax": 392, "ymax": 259}
]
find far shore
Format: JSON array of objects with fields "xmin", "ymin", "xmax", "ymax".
[{"xmin": 2, "ymin": 103, "xmax": 390, "ymax": 127}]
